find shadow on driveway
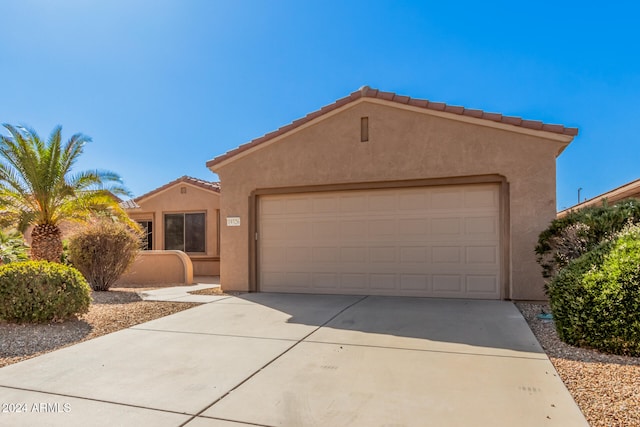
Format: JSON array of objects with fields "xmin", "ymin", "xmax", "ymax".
[{"xmin": 226, "ymin": 292, "xmax": 545, "ymax": 356}]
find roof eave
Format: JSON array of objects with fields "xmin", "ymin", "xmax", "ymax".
[
  {"xmin": 134, "ymin": 176, "xmax": 220, "ymax": 204},
  {"xmin": 207, "ymin": 94, "xmax": 577, "ymax": 171}
]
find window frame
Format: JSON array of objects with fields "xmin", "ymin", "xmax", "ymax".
[{"xmin": 163, "ymin": 212, "xmax": 206, "ymax": 254}]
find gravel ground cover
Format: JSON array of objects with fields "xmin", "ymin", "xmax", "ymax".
[
  {"xmin": 517, "ymin": 302, "xmax": 640, "ymax": 427},
  {"xmin": 1, "ymin": 293, "xmax": 637, "ymax": 426},
  {"xmin": 0, "ymin": 289, "xmax": 199, "ymax": 368}
]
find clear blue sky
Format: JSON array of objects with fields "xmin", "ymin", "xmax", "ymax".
[{"xmin": 2, "ymin": 1, "xmax": 638, "ymax": 210}]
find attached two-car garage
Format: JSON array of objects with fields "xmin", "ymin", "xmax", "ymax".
[
  {"xmin": 208, "ymin": 86, "xmax": 577, "ymax": 300},
  {"xmin": 258, "ymin": 183, "xmax": 502, "ymax": 299}
]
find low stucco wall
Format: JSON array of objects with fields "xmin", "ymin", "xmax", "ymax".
[
  {"xmin": 116, "ymin": 250, "xmax": 193, "ymax": 286},
  {"xmin": 192, "ymin": 257, "xmax": 220, "ymax": 276}
]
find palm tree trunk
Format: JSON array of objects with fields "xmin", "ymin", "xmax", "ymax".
[{"xmin": 30, "ymin": 224, "xmax": 63, "ymax": 262}]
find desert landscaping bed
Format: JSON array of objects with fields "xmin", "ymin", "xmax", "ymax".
[
  {"xmin": 0, "ymin": 294, "xmax": 637, "ymax": 426},
  {"xmin": 0, "ymin": 288, "xmax": 199, "ymax": 368},
  {"xmin": 517, "ymin": 303, "xmax": 639, "ymax": 427}
]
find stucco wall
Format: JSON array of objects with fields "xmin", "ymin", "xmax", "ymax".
[
  {"xmin": 116, "ymin": 250, "xmax": 193, "ymax": 286},
  {"xmin": 212, "ymin": 100, "xmax": 568, "ymax": 300},
  {"xmin": 126, "ymin": 182, "xmax": 220, "ymax": 275}
]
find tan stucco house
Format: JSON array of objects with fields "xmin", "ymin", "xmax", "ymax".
[
  {"xmin": 122, "ymin": 176, "xmax": 221, "ymax": 276},
  {"xmin": 207, "ymin": 87, "xmax": 578, "ymax": 300},
  {"xmin": 558, "ymin": 177, "xmax": 640, "ymax": 218}
]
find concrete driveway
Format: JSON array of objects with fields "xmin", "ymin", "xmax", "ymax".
[{"xmin": 0, "ymin": 294, "xmax": 588, "ymax": 426}]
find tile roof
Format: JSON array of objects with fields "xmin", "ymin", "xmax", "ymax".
[
  {"xmin": 131, "ymin": 175, "xmax": 220, "ymax": 205},
  {"xmin": 558, "ymin": 178, "xmax": 640, "ymax": 217},
  {"xmin": 207, "ymin": 86, "xmax": 579, "ymax": 168},
  {"xmin": 119, "ymin": 199, "xmax": 140, "ymax": 210}
]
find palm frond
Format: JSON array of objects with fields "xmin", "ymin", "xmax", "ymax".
[{"xmin": 0, "ymin": 124, "xmax": 131, "ymax": 231}]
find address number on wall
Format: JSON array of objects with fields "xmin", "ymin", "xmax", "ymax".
[{"xmin": 226, "ymin": 217, "xmax": 241, "ymax": 227}]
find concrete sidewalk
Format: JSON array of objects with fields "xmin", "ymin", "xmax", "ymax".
[
  {"xmin": 136, "ymin": 283, "xmax": 224, "ymax": 303},
  {"xmin": 0, "ymin": 294, "xmax": 589, "ymax": 427}
]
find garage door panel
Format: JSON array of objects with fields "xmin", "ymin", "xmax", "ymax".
[
  {"xmin": 312, "ymin": 197, "xmax": 338, "ymax": 213},
  {"xmin": 466, "ymin": 246, "xmax": 498, "ymax": 264},
  {"xmin": 370, "ymin": 247, "xmax": 397, "ymax": 263},
  {"xmin": 340, "ymin": 221, "xmax": 367, "ymax": 239},
  {"xmin": 285, "ymin": 247, "xmax": 311, "ymax": 263},
  {"xmin": 368, "ymin": 193, "xmax": 397, "ymax": 212},
  {"xmin": 261, "ymin": 198, "xmax": 284, "ymax": 215},
  {"xmin": 312, "ymin": 273, "xmax": 339, "ymax": 289},
  {"xmin": 430, "ymin": 190, "xmax": 464, "ymax": 209},
  {"xmin": 341, "ymin": 274, "xmax": 368, "ymax": 289},
  {"xmin": 466, "ymin": 275, "xmax": 499, "ymax": 295},
  {"xmin": 259, "ymin": 185, "xmax": 501, "ymax": 299},
  {"xmin": 430, "ymin": 218, "xmax": 461, "ymax": 235},
  {"xmin": 370, "ymin": 274, "xmax": 397, "ymax": 290},
  {"xmin": 432, "ymin": 246, "xmax": 462, "ymax": 264},
  {"xmin": 465, "ymin": 216, "xmax": 497, "ymax": 234},
  {"xmin": 340, "ymin": 247, "xmax": 367, "ymax": 263},
  {"xmin": 433, "ymin": 275, "xmax": 463, "ymax": 293},
  {"xmin": 312, "ymin": 247, "xmax": 339, "ymax": 263},
  {"xmin": 465, "ymin": 188, "xmax": 498, "ymax": 208},
  {"xmin": 368, "ymin": 219, "xmax": 397, "ymax": 238},
  {"xmin": 400, "ymin": 247, "xmax": 429, "ymax": 263},
  {"xmin": 399, "ymin": 218, "xmax": 428, "ymax": 235},
  {"xmin": 398, "ymin": 192, "xmax": 428, "ymax": 210},
  {"xmin": 282, "ymin": 198, "xmax": 309, "ymax": 213},
  {"xmin": 400, "ymin": 274, "xmax": 430, "ymax": 291},
  {"xmin": 312, "ymin": 221, "xmax": 338, "ymax": 239},
  {"xmin": 340, "ymin": 195, "xmax": 367, "ymax": 213},
  {"xmin": 261, "ymin": 247, "xmax": 286, "ymax": 264},
  {"xmin": 261, "ymin": 222, "xmax": 286, "ymax": 240}
]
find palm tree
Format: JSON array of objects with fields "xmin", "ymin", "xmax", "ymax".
[{"xmin": 0, "ymin": 124, "xmax": 131, "ymax": 262}]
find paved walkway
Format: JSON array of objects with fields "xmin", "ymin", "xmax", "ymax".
[
  {"xmin": 0, "ymin": 294, "xmax": 589, "ymax": 427},
  {"xmin": 137, "ymin": 283, "xmax": 223, "ymax": 303}
]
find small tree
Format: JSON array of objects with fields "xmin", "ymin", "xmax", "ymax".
[
  {"xmin": 67, "ymin": 218, "xmax": 142, "ymax": 291},
  {"xmin": 0, "ymin": 124, "xmax": 131, "ymax": 262}
]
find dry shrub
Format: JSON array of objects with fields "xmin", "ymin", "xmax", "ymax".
[{"xmin": 67, "ymin": 219, "xmax": 142, "ymax": 291}]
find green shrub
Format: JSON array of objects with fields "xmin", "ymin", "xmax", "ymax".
[
  {"xmin": 0, "ymin": 261, "xmax": 91, "ymax": 323},
  {"xmin": 547, "ymin": 225, "xmax": 640, "ymax": 356},
  {"xmin": 536, "ymin": 199, "xmax": 640, "ymax": 279},
  {"xmin": 0, "ymin": 229, "xmax": 29, "ymax": 264},
  {"xmin": 67, "ymin": 219, "xmax": 141, "ymax": 291}
]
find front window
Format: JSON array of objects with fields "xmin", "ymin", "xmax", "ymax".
[
  {"xmin": 164, "ymin": 213, "xmax": 205, "ymax": 253},
  {"xmin": 137, "ymin": 221, "xmax": 153, "ymax": 250}
]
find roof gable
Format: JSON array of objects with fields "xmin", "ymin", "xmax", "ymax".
[
  {"xmin": 124, "ymin": 176, "xmax": 220, "ymax": 209},
  {"xmin": 207, "ymin": 86, "xmax": 579, "ymax": 170}
]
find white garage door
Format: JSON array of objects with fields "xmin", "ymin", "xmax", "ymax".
[{"xmin": 258, "ymin": 184, "xmax": 501, "ymax": 299}]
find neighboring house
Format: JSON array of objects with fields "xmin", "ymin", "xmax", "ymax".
[
  {"xmin": 557, "ymin": 178, "xmax": 640, "ymax": 218},
  {"xmin": 122, "ymin": 176, "xmax": 221, "ymax": 276},
  {"xmin": 207, "ymin": 86, "xmax": 578, "ymax": 300}
]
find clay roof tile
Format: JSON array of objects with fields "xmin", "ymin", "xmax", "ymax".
[
  {"xmin": 463, "ymin": 108, "xmax": 484, "ymax": 118},
  {"xmin": 520, "ymin": 119, "xmax": 544, "ymax": 130},
  {"xmin": 206, "ymin": 87, "xmax": 579, "ymax": 168},
  {"xmin": 444, "ymin": 105, "xmax": 464, "ymax": 114},
  {"xmin": 134, "ymin": 176, "xmax": 220, "ymax": 203}
]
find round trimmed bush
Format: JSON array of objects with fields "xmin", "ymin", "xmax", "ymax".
[
  {"xmin": 0, "ymin": 261, "xmax": 91, "ymax": 323},
  {"xmin": 548, "ymin": 225, "xmax": 640, "ymax": 356}
]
